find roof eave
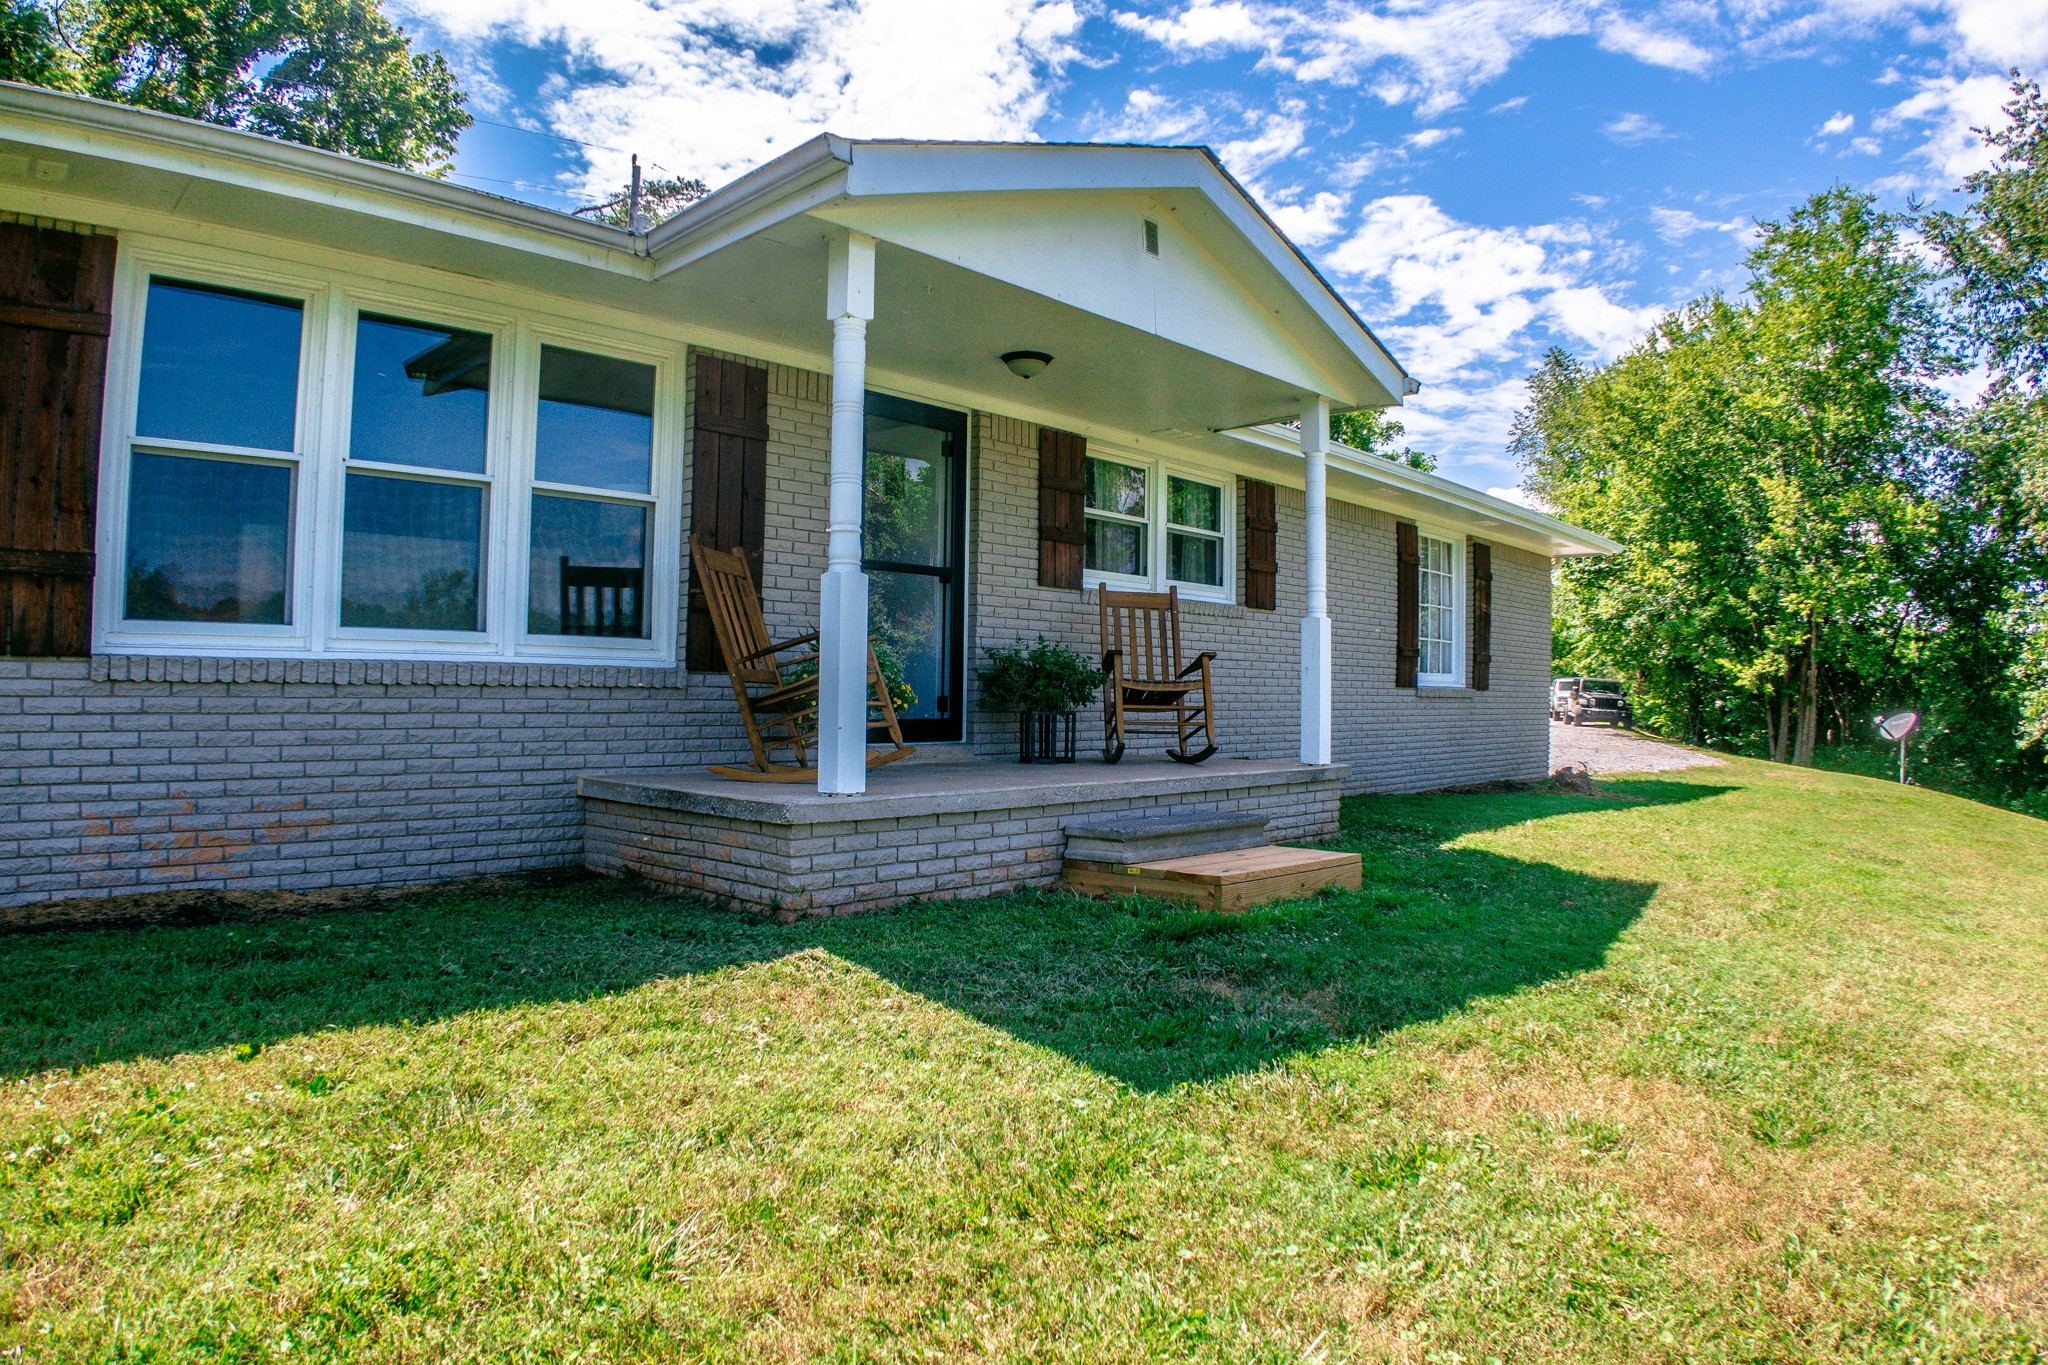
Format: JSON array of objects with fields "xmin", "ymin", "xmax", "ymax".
[
  {"xmin": 0, "ymin": 81, "xmax": 642, "ymax": 267},
  {"xmin": 1229, "ymin": 423, "xmax": 1620, "ymax": 557}
]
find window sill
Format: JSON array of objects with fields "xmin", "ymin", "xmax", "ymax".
[{"xmin": 1415, "ymin": 684, "xmax": 1476, "ymax": 699}]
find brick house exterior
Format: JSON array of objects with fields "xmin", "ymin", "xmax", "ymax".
[{"xmin": 0, "ymin": 88, "xmax": 1609, "ymax": 909}]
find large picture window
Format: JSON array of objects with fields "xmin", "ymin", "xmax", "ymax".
[
  {"xmin": 1082, "ymin": 454, "xmax": 1231, "ymax": 600},
  {"xmin": 101, "ymin": 252, "xmax": 679, "ymax": 662}
]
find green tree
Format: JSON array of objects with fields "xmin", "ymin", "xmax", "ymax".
[
  {"xmin": 1924, "ymin": 74, "xmax": 2048, "ymax": 389},
  {"xmin": 1520, "ymin": 189, "xmax": 1955, "ymax": 761},
  {"xmin": 1, "ymin": 0, "xmax": 65, "ymax": 83},
  {"xmin": 4, "ymin": 0, "xmax": 467, "ymax": 173},
  {"xmin": 1331, "ymin": 408, "xmax": 1436, "ymax": 471},
  {"xmin": 574, "ymin": 173, "xmax": 709, "ymax": 230}
]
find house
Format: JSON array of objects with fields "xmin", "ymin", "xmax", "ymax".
[{"xmin": 0, "ymin": 82, "xmax": 1618, "ymax": 914}]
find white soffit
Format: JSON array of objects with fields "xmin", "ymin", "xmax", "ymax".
[{"xmin": 807, "ymin": 141, "xmax": 1408, "ymax": 411}]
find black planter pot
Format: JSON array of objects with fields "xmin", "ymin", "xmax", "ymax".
[{"xmin": 1017, "ymin": 709, "xmax": 1078, "ymax": 763}]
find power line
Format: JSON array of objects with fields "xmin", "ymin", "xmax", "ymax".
[{"xmin": 471, "ymin": 116, "xmax": 631, "ymax": 158}]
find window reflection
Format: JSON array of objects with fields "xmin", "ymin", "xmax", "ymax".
[
  {"xmin": 135, "ymin": 281, "xmax": 302, "ymax": 452},
  {"xmin": 340, "ymin": 473, "xmax": 483, "ymax": 631},
  {"xmin": 528, "ymin": 494, "xmax": 648, "ymax": 637},
  {"xmin": 534, "ymin": 346, "xmax": 654, "ymax": 493},
  {"xmin": 350, "ymin": 316, "xmax": 490, "ymax": 474},
  {"xmin": 123, "ymin": 453, "xmax": 292, "ymax": 623}
]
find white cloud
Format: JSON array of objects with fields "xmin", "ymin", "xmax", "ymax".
[
  {"xmin": 1489, "ymin": 95, "xmax": 1529, "ymax": 113},
  {"xmin": 1403, "ymin": 127, "xmax": 1462, "ymax": 150},
  {"xmin": 1287, "ymin": 0, "xmax": 1586, "ymax": 117},
  {"xmin": 1112, "ymin": 0, "xmax": 1272, "ymax": 52},
  {"xmin": 1602, "ymin": 111, "xmax": 1672, "ymax": 145},
  {"xmin": 392, "ymin": 0, "xmax": 1083, "ymax": 193},
  {"xmin": 1596, "ymin": 16, "xmax": 1713, "ymax": 72},
  {"xmin": 1320, "ymin": 194, "xmax": 1663, "ymax": 479},
  {"xmin": 1217, "ymin": 106, "xmax": 1310, "ymax": 176},
  {"xmin": 1265, "ymin": 190, "xmax": 1351, "ymax": 245},
  {"xmin": 1932, "ymin": 0, "xmax": 2048, "ymax": 71},
  {"xmin": 1327, "ymin": 194, "xmax": 1659, "ymax": 375},
  {"xmin": 1818, "ymin": 111, "xmax": 1856, "ymax": 136},
  {"xmin": 1848, "ymin": 134, "xmax": 1883, "ymax": 155},
  {"xmin": 1877, "ymin": 71, "xmax": 2011, "ymax": 190},
  {"xmin": 1647, "ymin": 205, "xmax": 1748, "ymax": 244}
]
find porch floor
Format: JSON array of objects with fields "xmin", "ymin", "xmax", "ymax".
[{"xmin": 577, "ymin": 756, "xmax": 1349, "ymax": 915}]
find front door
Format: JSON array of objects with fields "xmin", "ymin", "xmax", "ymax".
[{"xmin": 864, "ymin": 393, "xmax": 967, "ymax": 743}]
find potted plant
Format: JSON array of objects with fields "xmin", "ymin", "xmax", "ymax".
[{"xmin": 977, "ymin": 637, "xmax": 1106, "ymax": 763}]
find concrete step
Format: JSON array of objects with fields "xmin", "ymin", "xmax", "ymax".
[{"xmin": 1061, "ymin": 805, "xmax": 1271, "ymax": 865}]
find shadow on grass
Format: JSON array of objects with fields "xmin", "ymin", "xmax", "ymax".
[{"xmin": 0, "ymin": 779, "xmax": 1730, "ymax": 1091}]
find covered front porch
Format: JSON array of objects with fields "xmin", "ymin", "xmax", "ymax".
[{"xmin": 579, "ymin": 753, "xmax": 1347, "ymax": 915}]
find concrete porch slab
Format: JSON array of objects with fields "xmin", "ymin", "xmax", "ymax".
[
  {"xmin": 576, "ymin": 756, "xmax": 1342, "ymax": 825},
  {"xmin": 578, "ymin": 757, "xmax": 1350, "ymax": 916}
]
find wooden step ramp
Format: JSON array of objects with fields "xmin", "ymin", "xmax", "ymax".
[{"xmin": 1064, "ymin": 845, "xmax": 1362, "ymax": 913}]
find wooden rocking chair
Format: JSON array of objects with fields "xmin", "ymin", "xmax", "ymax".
[
  {"xmin": 690, "ymin": 539, "xmax": 915, "ymax": 782},
  {"xmin": 1099, "ymin": 586, "xmax": 1219, "ymax": 764}
]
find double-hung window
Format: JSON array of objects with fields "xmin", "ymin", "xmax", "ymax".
[
  {"xmin": 1081, "ymin": 453, "xmax": 1232, "ymax": 602},
  {"xmin": 124, "ymin": 279, "xmax": 307, "ymax": 630},
  {"xmin": 1415, "ymin": 529, "xmax": 1463, "ymax": 685},
  {"xmin": 525, "ymin": 345, "xmax": 657, "ymax": 641},
  {"xmin": 100, "ymin": 249, "xmax": 678, "ymax": 662},
  {"xmin": 339, "ymin": 314, "xmax": 492, "ymax": 634}
]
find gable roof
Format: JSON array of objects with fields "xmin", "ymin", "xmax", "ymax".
[
  {"xmin": 0, "ymin": 79, "xmax": 1613, "ymax": 556},
  {"xmin": 646, "ymin": 135, "xmax": 1415, "ymax": 410}
]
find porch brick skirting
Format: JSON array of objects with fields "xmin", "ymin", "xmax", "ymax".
[{"xmin": 577, "ymin": 759, "xmax": 1348, "ymax": 916}]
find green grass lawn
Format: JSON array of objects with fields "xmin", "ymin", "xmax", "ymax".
[{"xmin": 3, "ymin": 757, "xmax": 2046, "ymax": 1362}]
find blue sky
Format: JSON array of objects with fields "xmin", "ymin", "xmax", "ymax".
[{"xmin": 389, "ymin": 0, "xmax": 2046, "ymax": 497}]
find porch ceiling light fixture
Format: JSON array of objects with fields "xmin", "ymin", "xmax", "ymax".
[{"xmin": 1001, "ymin": 350, "xmax": 1053, "ymax": 379}]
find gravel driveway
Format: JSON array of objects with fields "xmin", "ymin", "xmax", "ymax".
[{"xmin": 1549, "ymin": 719, "xmax": 1727, "ymax": 775}]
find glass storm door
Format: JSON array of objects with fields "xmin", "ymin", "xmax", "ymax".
[{"xmin": 863, "ymin": 393, "xmax": 967, "ymax": 743}]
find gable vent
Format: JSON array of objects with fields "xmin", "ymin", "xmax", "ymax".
[{"xmin": 1143, "ymin": 219, "xmax": 1160, "ymax": 256}]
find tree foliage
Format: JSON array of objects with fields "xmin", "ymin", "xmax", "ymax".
[
  {"xmin": 3, "ymin": 0, "xmax": 467, "ymax": 173},
  {"xmin": 1924, "ymin": 75, "xmax": 2048, "ymax": 389},
  {"xmin": 574, "ymin": 173, "xmax": 709, "ymax": 230},
  {"xmin": 1331, "ymin": 408, "xmax": 1436, "ymax": 471},
  {"xmin": 1517, "ymin": 94, "xmax": 2048, "ymax": 807}
]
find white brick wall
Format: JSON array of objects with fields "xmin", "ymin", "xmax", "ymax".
[
  {"xmin": 967, "ymin": 413, "xmax": 1552, "ymax": 791},
  {"xmin": 0, "ymin": 351, "xmax": 1550, "ymax": 907},
  {"xmin": 585, "ymin": 774, "xmax": 1341, "ymax": 915}
]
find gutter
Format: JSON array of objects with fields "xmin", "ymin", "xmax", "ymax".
[
  {"xmin": 1228, "ymin": 422, "xmax": 1621, "ymax": 557},
  {"xmin": 643, "ymin": 133, "xmax": 852, "ymax": 272},
  {"xmin": 0, "ymin": 81, "xmax": 641, "ymax": 267}
]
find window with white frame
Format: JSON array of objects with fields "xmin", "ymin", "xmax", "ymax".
[
  {"xmin": 1082, "ymin": 454, "xmax": 1231, "ymax": 599},
  {"xmin": 1417, "ymin": 532, "xmax": 1461, "ymax": 683},
  {"xmin": 101, "ymin": 252, "xmax": 678, "ymax": 662},
  {"xmin": 338, "ymin": 313, "xmax": 491, "ymax": 633},
  {"xmin": 124, "ymin": 279, "xmax": 305, "ymax": 627}
]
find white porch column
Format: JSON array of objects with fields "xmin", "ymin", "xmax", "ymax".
[
  {"xmin": 818, "ymin": 231, "xmax": 877, "ymax": 795},
  {"xmin": 1299, "ymin": 396, "xmax": 1333, "ymax": 765}
]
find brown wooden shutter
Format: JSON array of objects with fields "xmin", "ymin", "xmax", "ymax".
[
  {"xmin": 1470, "ymin": 541, "xmax": 1492, "ymax": 691},
  {"xmin": 1037, "ymin": 425, "xmax": 1086, "ymax": 589},
  {"xmin": 1242, "ymin": 478, "xmax": 1277, "ymax": 610},
  {"xmin": 1395, "ymin": 520, "xmax": 1420, "ymax": 688},
  {"xmin": 0, "ymin": 223, "xmax": 114, "ymax": 659},
  {"xmin": 687, "ymin": 352, "xmax": 768, "ymax": 672}
]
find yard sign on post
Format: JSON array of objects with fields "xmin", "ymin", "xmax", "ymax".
[{"xmin": 1877, "ymin": 711, "xmax": 1919, "ymax": 784}]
